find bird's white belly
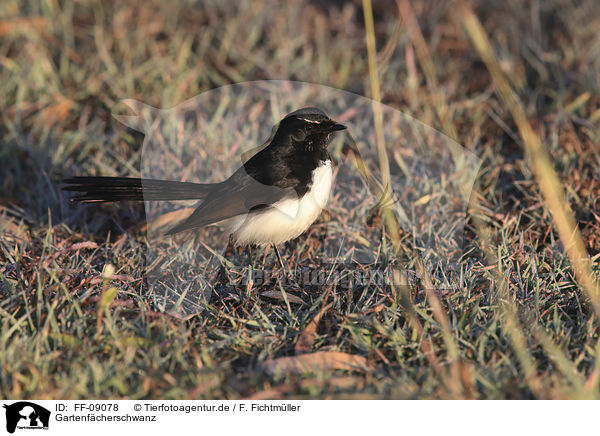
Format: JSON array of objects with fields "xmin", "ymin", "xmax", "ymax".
[{"xmin": 227, "ymin": 161, "xmax": 332, "ymax": 246}]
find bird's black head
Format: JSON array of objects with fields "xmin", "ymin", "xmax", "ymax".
[{"xmin": 276, "ymin": 107, "xmax": 346, "ymax": 150}]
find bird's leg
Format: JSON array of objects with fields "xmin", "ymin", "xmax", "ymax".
[
  {"xmin": 273, "ymin": 244, "xmax": 286, "ymax": 272},
  {"xmin": 241, "ymin": 244, "xmax": 254, "ymax": 290},
  {"xmin": 247, "ymin": 244, "xmax": 254, "ymax": 267},
  {"xmin": 273, "ymin": 244, "xmax": 299, "ymax": 288}
]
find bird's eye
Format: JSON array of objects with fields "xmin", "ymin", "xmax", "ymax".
[{"xmin": 305, "ymin": 124, "xmax": 314, "ymax": 130}]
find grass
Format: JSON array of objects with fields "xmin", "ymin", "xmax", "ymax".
[{"xmin": 1, "ymin": 0, "xmax": 600, "ymax": 399}]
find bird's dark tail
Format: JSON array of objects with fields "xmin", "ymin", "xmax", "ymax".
[{"xmin": 62, "ymin": 177, "xmax": 218, "ymax": 202}]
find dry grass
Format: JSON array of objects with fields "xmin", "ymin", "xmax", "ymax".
[{"xmin": 1, "ymin": 0, "xmax": 600, "ymax": 399}]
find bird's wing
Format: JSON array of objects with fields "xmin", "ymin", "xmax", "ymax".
[{"xmin": 165, "ymin": 166, "xmax": 298, "ymax": 235}]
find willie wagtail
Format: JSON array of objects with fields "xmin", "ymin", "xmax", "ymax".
[{"xmin": 63, "ymin": 107, "xmax": 347, "ymax": 257}]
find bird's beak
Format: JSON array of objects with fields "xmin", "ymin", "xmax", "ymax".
[{"xmin": 329, "ymin": 122, "xmax": 347, "ymax": 131}]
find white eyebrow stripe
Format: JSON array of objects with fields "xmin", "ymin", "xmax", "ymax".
[{"xmin": 298, "ymin": 118, "xmax": 322, "ymax": 124}]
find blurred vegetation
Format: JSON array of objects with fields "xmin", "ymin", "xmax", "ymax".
[{"xmin": 1, "ymin": 0, "xmax": 600, "ymax": 399}]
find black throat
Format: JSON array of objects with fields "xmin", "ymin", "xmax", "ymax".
[{"xmin": 243, "ymin": 130, "xmax": 331, "ymax": 198}]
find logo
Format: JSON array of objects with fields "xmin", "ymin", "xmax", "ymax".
[{"xmin": 2, "ymin": 402, "xmax": 50, "ymax": 434}]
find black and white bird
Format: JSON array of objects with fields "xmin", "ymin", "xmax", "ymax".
[{"xmin": 63, "ymin": 107, "xmax": 346, "ymax": 261}]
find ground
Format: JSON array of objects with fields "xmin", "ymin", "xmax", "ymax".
[{"xmin": 1, "ymin": 0, "xmax": 599, "ymax": 399}]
